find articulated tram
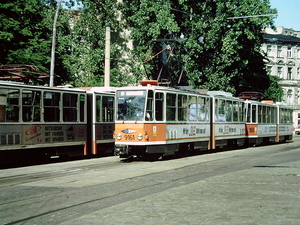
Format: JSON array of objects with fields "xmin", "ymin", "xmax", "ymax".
[
  {"xmin": 0, "ymin": 80, "xmax": 293, "ymax": 165},
  {"xmin": 114, "ymin": 81, "xmax": 293, "ymax": 159},
  {"xmin": 0, "ymin": 81, "xmax": 114, "ymax": 165}
]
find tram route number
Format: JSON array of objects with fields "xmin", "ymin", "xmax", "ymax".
[{"xmin": 125, "ymin": 134, "xmax": 135, "ymax": 140}]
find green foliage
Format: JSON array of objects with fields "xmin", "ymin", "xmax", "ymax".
[
  {"xmin": 263, "ymin": 75, "xmax": 284, "ymax": 102},
  {"xmin": 62, "ymin": 0, "xmax": 128, "ymax": 87},
  {"xmin": 0, "ymin": 0, "xmax": 127, "ymax": 86},
  {"xmin": 0, "ymin": 0, "xmax": 285, "ymax": 97},
  {"xmin": 0, "ymin": 0, "xmax": 52, "ymax": 73},
  {"xmin": 118, "ymin": 0, "xmax": 282, "ymax": 96},
  {"xmin": 0, "ymin": 0, "xmax": 76, "ymax": 84}
]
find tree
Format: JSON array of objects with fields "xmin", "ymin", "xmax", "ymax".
[
  {"xmin": 118, "ymin": 0, "xmax": 282, "ymax": 101},
  {"xmin": 60, "ymin": 0, "xmax": 136, "ymax": 87},
  {"xmin": 117, "ymin": 0, "xmax": 180, "ymax": 85},
  {"xmin": 0, "ymin": 0, "xmax": 76, "ymax": 85},
  {"xmin": 0, "ymin": 0, "xmax": 52, "ymax": 74}
]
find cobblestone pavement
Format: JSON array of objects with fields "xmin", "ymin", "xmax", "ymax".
[{"xmin": 60, "ymin": 150, "xmax": 300, "ymax": 225}]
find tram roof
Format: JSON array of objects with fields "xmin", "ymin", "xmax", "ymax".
[
  {"xmin": 116, "ymin": 84, "xmax": 245, "ymax": 101},
  {"xmin": 115, "ymin": 84, "xmax": 210, "ymax": 95},
  {"xmin": 0, "ymin": 81, "xmax": 87, "ymax": 93},
  {"xmin": 78, "ymin": 86, "xmax": 116, "ymax": 94}
]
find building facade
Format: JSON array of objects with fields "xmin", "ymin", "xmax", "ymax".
[{"xmin": 262, "ymin": 27, "xmax": 300, "ymax": 128}]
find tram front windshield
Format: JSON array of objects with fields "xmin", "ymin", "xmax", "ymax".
[{"xmin": 117, "ymin": 90, "xmax": 146, "ymax": 121}]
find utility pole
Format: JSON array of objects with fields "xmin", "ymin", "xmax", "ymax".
[
  {"xmin": 104, "ymin": 27, "xmax": 111, "ymax": 87},
  {"xmin": 49, "ymin": 0, "xmax": 63, "ymax": 87}
]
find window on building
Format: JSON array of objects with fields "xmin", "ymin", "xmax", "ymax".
[
  {"xmin": 267, "ymin": 66, "xmax": 272, "ymax": 75},
  {"xmin": 277, "ymin": 46, "xmax": 282, "ymax": 57},
  {"xmin": 277, "ymin": 67, "xmax": 283, "ymax": 78},
  {"xmin": 287, "ymin": 89, "xmax": 292, "ymax": 105},
  {"xmin": 287, "ymin": 47, "xmax": 292, "ymax": 58},
  {"xmin": 287, "ymin": 67, "xmax": 292, "ymax": 80},
  {"xmin": 267, "ymin": 45, "xmax": 272, "ymax": 56}
]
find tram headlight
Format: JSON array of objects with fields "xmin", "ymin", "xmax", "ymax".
[
  {"xmin": 116, "ymin": 133, "xmax": 122, "ymax": 140},
  {"xmin": 137, "ymin": 133, "xmax": 143, "ymax": 140}
]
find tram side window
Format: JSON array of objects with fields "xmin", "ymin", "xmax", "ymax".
[
  {"xmin": 79, "ymin": 94, "xmax": 85, "ymax": 122},
  {"xmin": 0, "ymin": 94, "xmax": 5, "ymax": 122},
  {"xmin": 232, "ymin": 101, "xmax": 238, "ymax": 122},
  {"xmin": 280, "ymin": 108, "xmax": 292, "ymax": 123},
  {"xmin": 270, "ymin": 107, "xmax": 276, "ymax": 123},
  {"xmin": 166, "ymin": 93, "xmax": 176, "ymax": 121},
  {"xmin": 44, "ymin": 92, "xmax": 60, "ymax": 122},
  {"xmin": 216, "ymin": 99, "xmax": 225, "ymax": 122},
  {"xmin": 263, "ymin": 106, "xmax": 268, "ymax": 123},
  {"xmin": 188, "ymin": 96, "xmax": 197, "ymax": 121},
  {"xmin": 284, "ymin": 109, "xmax": 287, "ymax": 123},
  {"xmin": 198, "ymin": 97, "xmax": 208, "ymax": 122},
  {"xmin": 288, "ymin": 109, "xmax": 293, "ymax": 123},
  {"xmin": 96, "ymin": 95, "xmax": 101, "ymax": 122},
  {"xmin": 145, "ymin": 91, "xmax": 153, "ymax": 121},
  {"xmin": 204, "ymin": 98, "xmax": 209, "ymax": 121},
  {"xmin": 252, "ymin": 105, "xmax": 257, "ymax": 123},
  {"xmin": 63, "ymin": 93, "xmax": 78, "ymax": 122},
  {"xmin": 178, "ymin": 94, "xmax": 187, "ymax": 121},
  {"xmin": 246, "ymin": 104, "xmax": 251, "ymax": 122},
  {"xmin": 239, "ymin": 102, "xmax": 244, "ymax": 122},
  {"xmin": 280, "ymin": 108, "xmax": 285, "ymax": 123},
  {"xmin": 155, "ymin": 92, "xmax": 164, "ymax": 121},
  {"xmin": 225, "ymin": 101, "xmax": 232, "ymax": 122},
  {"xmin": 102, "ymin": 96, "xmax": 114, "ymax": 122},
  {"xmin": 258, "ymin": 105, "xmax": 262, "ymax": 123},
  {"xmin": 22, "ymin": 90, "xmax": 41, "ymax": 122},
  {"xmin": 0, "ymin": 89, "xmax": 19, "ymax": 122}
]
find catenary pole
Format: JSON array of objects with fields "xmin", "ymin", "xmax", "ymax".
[
  {"xmin": 49, "ymin": 0, "xmax": 63, "ymax": 87},
  {"xmin": 104, "ymin": 27, "xmax": 111, "ymax": 87}
]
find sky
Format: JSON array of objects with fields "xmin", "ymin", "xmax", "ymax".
[{"xmin": 269, "ymin": 0, "xmax": 300, "ymax": 31}]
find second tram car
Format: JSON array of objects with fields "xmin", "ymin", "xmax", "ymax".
[
  {"xmin": 0, "ymin": 81, "xmax": 115, "ymax": 166},
  {"xmin": 244, "ymin": 100, "xmax": 293, "ymax": 145},
  {"xmin": 114, "ymin": 81, "xmax": 293, "ymax": 159}
]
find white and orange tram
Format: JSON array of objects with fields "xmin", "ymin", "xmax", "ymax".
[
  {"xmin": 244, "ymin": 100, "xmax": 293, "ymax": 145},
  {"xmin": 0, "ymin": 81, "xmax": 114, "ymax": 165},
  {"xmin": 210, "ymin": 91, "xmax": 246, "ymax": 150},
  {"xmin": 114, "ymin": 81, "xmax": 293, "ymax": 159}
]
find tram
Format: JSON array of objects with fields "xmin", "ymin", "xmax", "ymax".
[
  {"xmin": 114, "ymin": 81, "xmax": 293, "ymax": 159},
  {"xmin": 244, "ymin": 100, "xmax": 293, "ymax": 145},
  {"xmin": 0, "ymin": 81, "xmax": 114, "ymax": 165}
]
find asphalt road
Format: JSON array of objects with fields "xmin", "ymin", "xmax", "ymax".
[{"xmin": 1, "ymin": 137, "xmax": 300, "ymax": 225}]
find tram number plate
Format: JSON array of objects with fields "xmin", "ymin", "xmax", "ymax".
[{"xmin": 125, "ymin": 134, "xmax": 135, "ymax": 140}]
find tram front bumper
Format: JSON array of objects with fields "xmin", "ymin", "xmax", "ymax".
[{"xmin": 114, "ymin": 144, "xmax": 129, "ymax": 156}]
